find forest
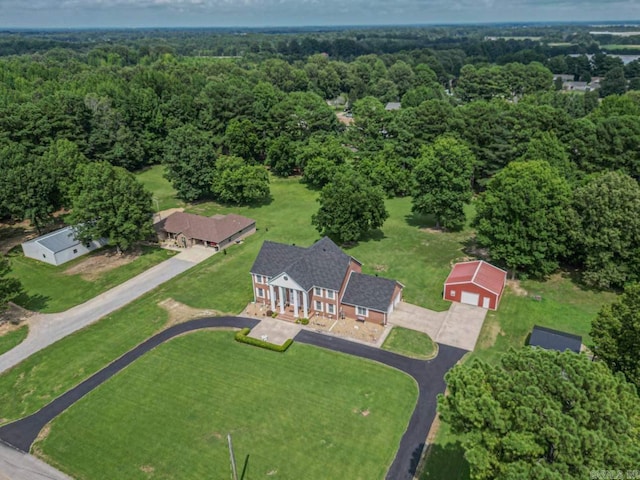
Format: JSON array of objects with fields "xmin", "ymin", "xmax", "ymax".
[{"xmin": 1, "ymin": 24, "xmax": 640, "ymax": 291}]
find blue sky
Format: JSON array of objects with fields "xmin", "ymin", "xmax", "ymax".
[{"xmin": 0, "ymin": 0, "xmax": 638, "ymax": 28}]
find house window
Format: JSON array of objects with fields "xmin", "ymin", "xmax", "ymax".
[
  {"xmin": 255, "ymin": 274, "xmax": 263, "ymax": 284},
  {"xmin": 326, "ymin": 290, "xmax": 335, "ymax": 299},
  {"xmin": 356, "ymin": 306, "xmax": 368, "ymax": 317},
  {"xmin": 315, "ymin": 300, "xmax": 323, "ymax": 312},
  {"xmin": 256, "ymin": 288, "xmax": 265, "ymax": 298},
  {"xmin": 327, "ymin": 303, "xmax": 335, "ymax": 315},
  {"xmin": 450, "ymin": 289, "xmax": 456, "ymax": 296},
  {"xmin": 314, "ymin": 287, "xmax": 322, "ymax": 296},
  {"xmin": 73, "ymin": 249, "xmax": 78, "ymax": 254}
]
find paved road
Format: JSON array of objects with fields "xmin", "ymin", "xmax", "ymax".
[
  {"xmin": 0, "ymin": 248, "xmax": 216, "ymax": 375},
  {"xmin": 0, "ymin": 443, "xmax": 71, "ymax": 480},
  {"xmin": 0, "ymin": 316, "xmax": 465, "ymax": 480}
]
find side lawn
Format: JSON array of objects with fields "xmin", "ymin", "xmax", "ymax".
[
  {"xmin": 0, "ymin": 326, "xmax": 28, "ymax": 357},
  {"xmin": 8, "ymin": 246, "xmax": 176, "ymax": 313}
]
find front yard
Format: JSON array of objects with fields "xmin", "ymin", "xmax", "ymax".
[{"xmin": 36, "ymin": 331, "xmax": 417, "ymax": 480}]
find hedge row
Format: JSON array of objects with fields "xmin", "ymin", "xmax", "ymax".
[{"xmin": 234, "ymin": 328, "xmax": 294, "ymax": 352}]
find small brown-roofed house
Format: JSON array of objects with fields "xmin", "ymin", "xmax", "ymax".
[
  {"xmin": 444, "ymin": 260, "xmax": 507, "ymax": 310},
  {"xmin": 155, "ymin": 212, "xmax": 255, "ymax": 251}
]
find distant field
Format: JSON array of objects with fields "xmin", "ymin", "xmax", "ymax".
[
  {"xmin": 601, "ymin": 44, "xmax": 640, "ymax": 50},
  {"xmin": 37, "ymin": 331, "xmax": 417, "ymax": 480}
]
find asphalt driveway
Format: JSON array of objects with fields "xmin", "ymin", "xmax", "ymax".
[
  {"xmin": 0, "ymin": 247, "xmax": 216, "ymax": 375},
  {"xmin": 0, "ymin": 316, "xmax": 464, "ymax": 480}
]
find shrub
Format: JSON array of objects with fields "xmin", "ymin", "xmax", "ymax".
[
  {"xmin": 266, "ymin": 309, "xmax": 274, "ymax": 316},
  {"xmin": 296, "ymin": 318, "xmax": 309, "ymax": 325},
  {"xmin": 234, "ymin": 328, "xmax": 293, "ymax": 353}
]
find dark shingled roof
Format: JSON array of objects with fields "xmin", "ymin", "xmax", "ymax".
[
  {"xmin": 250, "ymin": 241, "xmax": 306, "ymax": 278},
  {"xmin": 342, "ymin": 272, "xmax": 399, "ymax": 313},
  {"xmin": 250, "ymin": 237, "xmax": 354, "ymax": 291},
  {"xmin": 529, "ymin": 325, "xmax": 582, "ymax": 354}
]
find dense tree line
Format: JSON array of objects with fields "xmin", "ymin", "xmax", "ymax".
[{"xmin": 1, "ymin": 29, "xmax": 639, "ymax": 278}]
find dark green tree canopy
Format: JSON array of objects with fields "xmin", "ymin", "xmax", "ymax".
[
  {"xmin": 572, "ymin": 171, "xmax": 640, "ymax": 289},
  {"xmin": 411, "ymin": 136, "xmax": 474, "ymax": 231},
  {"xmin": 591, "ymin": 283, "xmax": 640, "ymax": 389},
  {"xmin": 474, "ymin": 160, "xmax": 573, "ymax": 278},
  {"xmin": 68, "ymin": 162, "xmax": 154, "ymax": 253},
  {"xmin": 162, "ymin": 125, "xmax": 217, "ymax": 202},
  {"xmin": 211, "ymin": 156, "xmax": 270, "ymax": 205},
  {"xmin": 439, "ymin": 348, "xmax": 640, "ymax": 480},
  {"xmin": 311, "ymin": 170, "xmax": 389, "ymax": 243}
]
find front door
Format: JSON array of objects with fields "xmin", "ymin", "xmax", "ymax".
[{"xmin": 482, "ymin": 297, "xmax": 491, "ymax": 309}]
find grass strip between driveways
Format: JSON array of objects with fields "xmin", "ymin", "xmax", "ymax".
[
  {"xmin": 382, "ymin": 326, "xmax": 438, "ymax": 360},
  {"xmin": 36, "ymin": 331, "xmax": 417, "ymax": 480}
]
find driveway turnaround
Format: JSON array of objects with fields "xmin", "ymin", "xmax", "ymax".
[
  {"xmin": 389, "ymin": 301, "xmax": 487, "ymax": 351},
  {"xmin": 0, "ymin": 247, "xmax": 216, "ymax": 375},
  {"xmin": 0, "ymin": 317, "xmax": 465, "ymax": 480}
]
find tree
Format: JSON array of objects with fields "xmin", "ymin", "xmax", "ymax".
[
  {"xmin": 266, "ymin": 135, "xmax": 300, "ymax": 177},
  {"xmin": 68, "ymin": 162, "xmax": 154, "ymax": 253},
  {"xmin": 163, "ymin": 125, "xmax": 217, "ymax": 202},
  {"xmin": 600, "ymin": 67, "xmax": 627, "ymax": 97},
  {"xmin": 474, "ymin": 161, "xmax": 573, "ymax": 278},
  {"xmin": 591, "ymin": 283, "xmax": 640, "ymax": 388},
  {"xmin": 211, "ymin": 156, "xmax": 270, "ymax": 205},
  {"xmin": 312, "ymin": 170, "xmax": 389, "ymax": 243},
  {"xmin": 572, "ymin": 171, "xmax": 640, "ymax": 289},
  {"xmin": 518, "ymin": 132, "xmax": 575, "ymax": 179},
  {"xmin": 439, "ymin": 348, "xmax": 640, "ymax": 480},
  {"xmin": 0, "ymin": 256, "xmax": 21, "ymax": 312},
  {"xmin": 411, "ymin": 136, "xmax": 475, "ymax": 230}
]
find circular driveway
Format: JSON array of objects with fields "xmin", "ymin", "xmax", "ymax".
[{"xmin": 0, "ymin": 317, "xmax": 466, "ymax": 480}]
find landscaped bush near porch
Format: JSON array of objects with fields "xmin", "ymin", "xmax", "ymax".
[{"xmin": 234, "ymin": 327, "xmax": 293, "ymax": 352}]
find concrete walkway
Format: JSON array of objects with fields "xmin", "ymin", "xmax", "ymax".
[
  {"xmin": 0, "ymin": 247, "xmax": 216, "ymax": 375},
  {"xmin": 389, "ymin": 301, "xmax": 487, "ymax": 351},
  {"xmin": 247, "ymin": 318, "xmax": 301, "ymax": 345}
]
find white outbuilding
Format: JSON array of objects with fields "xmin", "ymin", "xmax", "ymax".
[{"xmin": 21, "ymin": 226, "xmax": 108, "ymax": 266}]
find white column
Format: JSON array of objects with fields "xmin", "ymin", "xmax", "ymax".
[
  {"xmin": 269, "ymin": 284, "xmax": 276, "ymax": 311},
  {"xmin": 293, "ymin": 289, "xmax": 299, "ymax": 317},
  {"xmin": 279, "ymin": 286, "xmax": 285, "ymax": 313},
  {"xmin": 302, "ymin": 291, "xmax": 308, "ymax": 318}
]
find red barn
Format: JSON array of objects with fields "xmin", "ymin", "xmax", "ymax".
[{"xmin": 444, "ymin": 260, "xmax": 507, "ymax": 310}]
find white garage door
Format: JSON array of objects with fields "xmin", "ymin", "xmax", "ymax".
[{"xmin": 460, "ymin": 291, "xmax": 480, "ymax": 306}]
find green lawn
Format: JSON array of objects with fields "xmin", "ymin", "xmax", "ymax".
[
  {"xmin": 135, "ymin": 165, "xmax": 185, "ymax": 211},
  {"xmin": 37, "ymin": 331, "xmax": 417, "ymax": 480},
  {"xmin": 0, "ymin": 325, "xmax": 28, "ymax": 356},
  {"xmin": 601, "ymin": 44, "xmax": 640, "ymax": 50},
  {"xmin": 382, "ymin": 326, "xmax": 437, "ymax": 359},
  {"xmin": 8, "ymin": 246, "xmax": 176, "ymax": 313}
]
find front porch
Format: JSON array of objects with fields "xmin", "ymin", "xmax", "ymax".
[{"xmin": 242, "ymin": 302, "xmax": 389, "ymax": 345}]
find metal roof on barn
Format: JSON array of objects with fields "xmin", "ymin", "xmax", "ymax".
[
  {"xmin": 445, "ymin": 260, "xmax": 507, "ymax": 296},
  {"xmin": 23, "ymin": 226, "xmax": 83, "ymax": 254}
]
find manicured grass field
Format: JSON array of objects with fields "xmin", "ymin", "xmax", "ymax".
[
  {"xmin": 179, "ymin": 175, "xmax": 470, "ymax": 312},
  {"xmin": 37, "ymin": 331, "xmax": 417, "ymax": 480},
  {"xmin": 0, "ymin": 325, "xmax": 28, "ymax": 356},
  {"xmin": 135, "ymin": 165, "xmax": 185, "ymax": 211},
  {"xmin": 382, "ymin": 326, "xmax": 437, "ymax": 359},
  {"xmin": 8, "ymin": 246, "xmax": 176, "ymax": 313},
  {"xmin": 601, "ymin": 44, "xmax": 640, "ymax": 50}
]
